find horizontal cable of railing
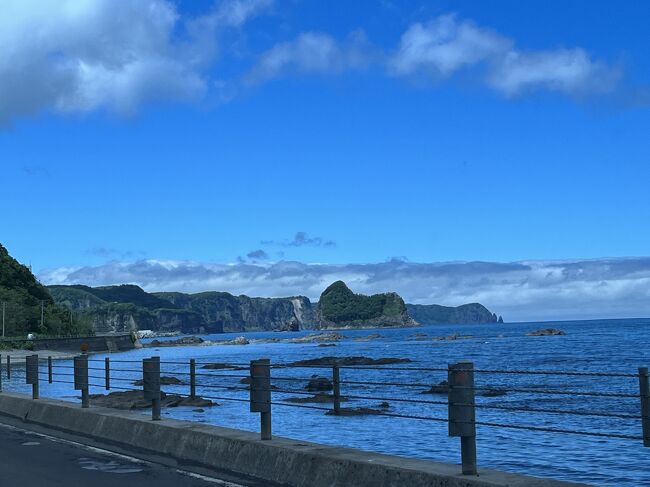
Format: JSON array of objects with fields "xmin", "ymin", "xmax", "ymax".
[{"xmin": 3, "ymin": 352, "xmax": 648, "ymax": 478}]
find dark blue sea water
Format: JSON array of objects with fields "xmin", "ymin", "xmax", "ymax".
[{"xmin": 4, "ymin": 318, "xmax": 650, "ymax": 486}]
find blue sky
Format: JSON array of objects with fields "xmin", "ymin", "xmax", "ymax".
[{"xmin": 1, "ymin": 0, "xmax": 649, "ymax": 319}]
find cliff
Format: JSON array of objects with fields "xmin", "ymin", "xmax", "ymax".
[
  {"xmin": 47, "ymin": 280, "xmax": 503, "ymax": 335},
  {"xmin": 315, "ymin": 281, "xmax": 416, "ymax": 329},
  {"xmin": 49, "ymin": 284, "xmax": 315, "ymax": 334},
  {"xmin": 407, "ymin": 303, "xmax": 503, "ymax": 325},
  {"xmin": 48, "ymin": 284, "xmax": 208, "ymax": 334},
  {"xmin": 0, "ymin": 243, "xmax": 93, "ymax": 337},
  {"xmin": 153, "ymin": 292, "xmax": 315, "ymax": 332}
]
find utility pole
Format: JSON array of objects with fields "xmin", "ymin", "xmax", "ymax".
[
  {"xmin": 40, "ymin": 300, "xmax": 44, "ymax": 328},
  {"xmin": 2, "ymin": 301, "xmax": 5, "ymax": 338}
]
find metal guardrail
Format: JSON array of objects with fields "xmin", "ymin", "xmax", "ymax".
[{"xmin": 0, "ymin": 352, "xmax": 648, "ymax": 477}]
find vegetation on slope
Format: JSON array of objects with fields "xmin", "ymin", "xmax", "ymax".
[
  {"xmin": 0, "ymin": 243, "xmax": 93, "ymax": 337},
  {"xmin": 318, "ymin": 281, "xmax": 407, "ymax": 324}
]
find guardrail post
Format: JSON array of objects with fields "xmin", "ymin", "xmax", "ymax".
[
  {"xmin": 48, "ymin": 356, "xmax": 53, "ymax": 384},
  {"xmin": 448, "ymin": 361, "xmax": 477, "ymax": 475},
  {"xmin": 332, "ymin": 365, "xmax": 341, "ymax": 415},
  {"xmin": 74, "ymin": 355, "xmax": 89, "ymax": 408},
  {"xmin": 639, "ymin": 367, "xmax": 650, "ymax": 447},
  {"xmin": 190, "ymin": 359, "xmax": 196, "ymax": 399},
  {"xmin": 25, "ymin": 354, "xmax": 39, "ymax": 399},
  {"xmin": 0, "ymin": 354, "xmax": 3, "ymax": 392},
  {"xmin": 7, "ymin": 355, "xmax": 10, "ymax": 380},
  {"xmin": 143, "ymin": 356, "xmax": 161, "ymax": 420},
  {"xmin": 105, "ymin": 357, "xmax": 110, "ymax": 390},
  {"xmin": 250, "ymin": 358, "xmax": 272, "ymax": 440}
]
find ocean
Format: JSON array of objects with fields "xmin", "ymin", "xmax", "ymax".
[{"xmin": 4, "ymin": 318, "xmax": 650, "ymax": 486}]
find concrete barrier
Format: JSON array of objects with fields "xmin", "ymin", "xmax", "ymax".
[{"xmin": 0, "ymin": 393, "xmax": 588, "ymax": 487}]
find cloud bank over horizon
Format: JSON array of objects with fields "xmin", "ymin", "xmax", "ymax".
[{"xmin": 39, "ymin": 257, "xmax": 650, "ymax": 322}]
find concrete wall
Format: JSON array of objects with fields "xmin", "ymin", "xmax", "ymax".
[
  {"xmin": 19, "ymin": 334, "xmax": 137, "ymax": 352},
  {"xmin": 0, "ymin": 393, "xmax": 588, "ymax": 487}
]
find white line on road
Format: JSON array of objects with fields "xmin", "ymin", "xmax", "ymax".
[{"xmin": 0, "ymin": 421, "xmax": 246, "ymax": 486}]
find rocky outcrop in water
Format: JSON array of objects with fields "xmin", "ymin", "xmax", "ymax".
[{"xmin": 316, "ymin": 281, "xmax": 416, "ymax": 329}]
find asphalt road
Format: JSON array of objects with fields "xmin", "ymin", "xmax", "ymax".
[{"xmin": 0, "ymin": 418, "xmax": 269, "ymax": 487}]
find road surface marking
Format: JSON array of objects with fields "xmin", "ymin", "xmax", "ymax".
[{"xmin": 0, "ymin": 421, "xmax": 246, "ymax": 486}]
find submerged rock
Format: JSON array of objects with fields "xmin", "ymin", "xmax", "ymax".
[
  {"xmin": 354, "ymin": 333, "xmax": 383, "ymax": 342},
  {"xmin": 132, "ymin": 376, "xmax": 183, "ymax": 386},
  {"xmin": 201, "ymin": 363, "xmax": 241, "ymax": 370},
  {"xmin": 238, "ymin": 377, "xmax": 280, "ymax": 390},
  {"xmin": 481, "ymin": 389, "xmax": 507, "ymax": 397},
  {"xmin": 421, "ymin": 380, "xmax": 449, "ymax": 394},
  {"xmin": 318, "ymin": 343, "xmax": 337, "ymax": 347},
  {"xmin": 283, "ymin": 394, "xmax": 347, "ymax": 404},
  {"xmin": 326, "ymin": 407, "xmax": 385, "ymax": 416},
  {"xmin": 288, "ymin": 332, "xmax": 346, "ymax": 344},
  {"xmin": 89, "ymin": 390, "xmax": 215, "ymax": 410},
  {"xmin": 306, "ymin": 375, "xmax": 333, "ymax": 392},
  {"xmin": 146, "ymin": 336, "xmax": 204, "ymax": 347},
  {"xmin": 526, "ymin": 328, "xmax": 566, "ymax": 336},
  {"xmin": 289, "ymin": 356, "xmax": 413, "ymax": 367},
  {"xmin": 224, "ymin": 336, "xmax": 250, "ymax": 345},
  {"xmin": 432, "ymin": 334, "xmax": 474, "ymax": 341}
]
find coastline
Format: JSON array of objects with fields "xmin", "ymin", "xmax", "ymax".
[{"xmin": 0, "ymin": 349, "xmax": 82, "ymax": 365}]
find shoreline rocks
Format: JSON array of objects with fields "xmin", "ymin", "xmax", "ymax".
[{"xmin": 145, "ymin": 336, "xmax": 204, "ymax": 347}]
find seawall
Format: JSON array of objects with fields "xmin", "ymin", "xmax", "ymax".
[
  {"xmin": 10, "ymin": 334, "xmax": 138, "ymax": 353},
  {"xmin": 0, "ymin": 392, "xmax": 588, "ymax": 487}
]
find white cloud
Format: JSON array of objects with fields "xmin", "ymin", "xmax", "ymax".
[
  {"xmin": 390, "ymin": 14, "xmax": 620, "ymax": 97},
  {"xmin": 39, "ymin": 257, "xmax": 650, "ymax": 322},
  {"xmin": 489, "ymin": 48, "xmax": 620, "ymax": 96},
  {"xmin": 0, "ymin": 0, "xmax": 271, "ymax": 123},
  {"xmin": 245, "ymin": 31, "xmax": 371, "ymax": 83},
  {"xmin": 390, "ymin": 15, "xmax": 511, "ymax": 77}
]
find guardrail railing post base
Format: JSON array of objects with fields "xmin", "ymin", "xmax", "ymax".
[
  {"xmin": 26, "ymin": 354, "xmax": 39, "ymax": 400},
  {"xmin": 250, "ymin": 358, "xmax": 272, "ymax": 440},
  {"xmin": 332, "ymin": 365, "xmax": 341, "ymax": 415},
  {"xmin": 143, "ymin": 356, "xmax": 161, "ymax": 421},
  {"xmin": 74, "ymin": 355, "xmax": 89, "ymax": 408},
  {"xmin": 48, "ymin": 356, "xmax": 53, "ymax": 384},
  {"xmin": 448, "ymin": 361, "xmax": 477, "ymax": 475},
  {"xmin": 0, "ymin": 354, "xmax": 3, "ymax": 392},
  {"xmin": 105, "ymin": 357, "xmax": 111, "ymax": 390},
  {"xmin": 190, "ymin": 359, "xmax": 196, "ymax": 400}
]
